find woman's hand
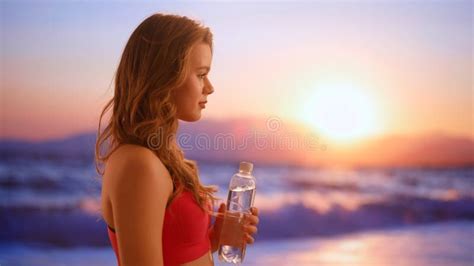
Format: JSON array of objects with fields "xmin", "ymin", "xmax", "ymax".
[
  {"xmin": 242, "ymin": 207, "xmax": 259, "ymax": 245},
  {"xmin": 209, "ymin": 203, "xmax": 260, "ymax": 253}
]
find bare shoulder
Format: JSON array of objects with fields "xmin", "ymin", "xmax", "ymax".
[
  {"xmin": 108, "ymin": 144, "xmax": 167, "ymax": 171},
  {"xmin": 105, "ymin": 144, "xmax": 173, "ymax": 199}
]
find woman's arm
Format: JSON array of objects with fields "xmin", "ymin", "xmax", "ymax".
[
  {"xmin": 109, "ymin": 146, "xmax": 173, "ymax": 266},
  {"xmin": 209, "ymin": 227, "xmax": 218, "ymax": 253}
]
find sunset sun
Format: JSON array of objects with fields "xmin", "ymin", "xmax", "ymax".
[{"xmin": 300, "ymin": 82, "xmax": 381, "ymax": 142}]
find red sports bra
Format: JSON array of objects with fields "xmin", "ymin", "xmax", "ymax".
[{"xmin": 106, "ymin": 188, "xmax": 213, "ymax": 266}]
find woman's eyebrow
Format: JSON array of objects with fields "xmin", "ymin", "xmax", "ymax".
[{"xmin": 196, "ymin": 66, "xmax": 210, "ymax": 71}]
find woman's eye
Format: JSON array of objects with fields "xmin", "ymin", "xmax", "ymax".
[{"xmin": 198, "ymin": 73, "xmax": 207, "ymax": 79}]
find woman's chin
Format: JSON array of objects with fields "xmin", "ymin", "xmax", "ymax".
[{"xmin": 178, "ymin": 111, "xmax": 202, "ymax": 122}]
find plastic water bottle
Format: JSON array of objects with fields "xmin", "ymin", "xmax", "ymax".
[{"xmin": 218, "ymin": 161, "xmax": 257, "ymax": 264}]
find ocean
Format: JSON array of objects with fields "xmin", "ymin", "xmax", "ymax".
[{"xmin": 0, "ymin": 153, "xmax": 473, "ymax": 265}]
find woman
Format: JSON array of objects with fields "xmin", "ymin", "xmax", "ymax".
[{"xmin": 95, "ymin": 13, "xmax": 260, "ymax": 266}]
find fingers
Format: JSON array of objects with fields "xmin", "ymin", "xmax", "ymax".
[
  {"xmin": 244, "ymin": 233, "xmax": 255, "ymax": 244},
  {"xmin": 243, "ymin": 225, "xmax": 258, "ymax": 235},
  {"xmin": 242, "ymin": 219, "xmax": 258, "ymax": 245},
  {"xmin": 244, "ymin": 212, "xmax": 259, "ymax": 226},
  {"xmin": 251, "ymin": 207, "xmax": 259, "ymax": 216},
  {"xmin": 242, "ymin": 207, "xmax": 259, "ymax": 245}
]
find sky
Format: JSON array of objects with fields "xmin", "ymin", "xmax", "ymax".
[{"xmin": 1, "ymin": 0, "xmax": 472, "ymax": 142}]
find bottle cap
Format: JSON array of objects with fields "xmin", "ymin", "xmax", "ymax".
[{"xmin": 239, "ymin": 161, "xmax": 253, "ymax": 174}]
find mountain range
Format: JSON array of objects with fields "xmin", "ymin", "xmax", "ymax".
[{"xmin": 1, "ymin": 117, "xmax": 472, "ymax": 168}]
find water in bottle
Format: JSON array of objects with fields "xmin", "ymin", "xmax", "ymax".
[{"xmin": 218, "ymin": 161, "xmax": 257, "ymax": 264}]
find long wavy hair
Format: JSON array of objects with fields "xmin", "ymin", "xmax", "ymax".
[{"xmin": 95, "ymin": 13, "xmax": 220, "ymax": 214}]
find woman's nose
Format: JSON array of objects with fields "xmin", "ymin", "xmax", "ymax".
[{"xmin": 205, "ymin": 80, "xmax": 214, "ymax": 95}]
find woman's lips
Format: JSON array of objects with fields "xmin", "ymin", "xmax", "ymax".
[{"xmin": 199, "ymin": 101, "xmax": 207, "ymax": 108}]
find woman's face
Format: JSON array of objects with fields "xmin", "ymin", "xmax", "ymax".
[{"xmin": 173, "ymin": 42, "xmax": 214, "ymax": 122}]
